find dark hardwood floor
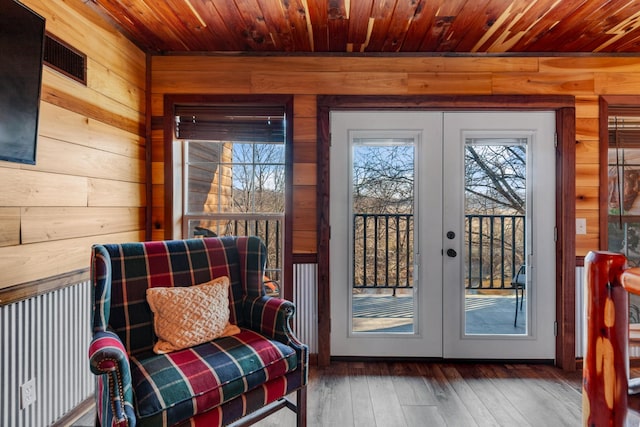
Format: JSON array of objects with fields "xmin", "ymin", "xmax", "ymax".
[{"xmin": 73, "ymin": 361, "xmax": 640, "ymax": 426}]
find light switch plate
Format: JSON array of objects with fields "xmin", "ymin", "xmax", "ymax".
[{"xmin": 576, "ymin": 218, "xmax": 587, "ymax": 235}]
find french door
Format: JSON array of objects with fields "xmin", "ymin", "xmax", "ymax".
[{"xmin": 329, "ymin": 110, "xmax": 556, "ymax": 359}]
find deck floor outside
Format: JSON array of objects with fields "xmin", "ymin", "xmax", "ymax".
[{"xmin": 352, "ymin": 292, "xmax": 526, "ymax": 335}]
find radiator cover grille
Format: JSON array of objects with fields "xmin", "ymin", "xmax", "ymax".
[
  {"xmin": 43, "ymin": 34, "xmax": 86, "ymax": 84},
  {"xmin": 0, "ymin": 281, "xmax": 93, "ymax": 426},
  {"xmin": 293, "ymin": 263, "xmax": 318, "ymax": 353}
]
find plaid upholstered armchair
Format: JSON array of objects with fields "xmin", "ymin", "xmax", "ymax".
[{"xmin": 88, "ymin": 236, "xmax": 308, "ymax": 427}]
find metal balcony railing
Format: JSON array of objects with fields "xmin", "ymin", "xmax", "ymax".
[
  {"xmin": 187, "ymin": 213, "xmax": 525, "ymax": 293},
  {"xmin": 466, "ymin": 214, "xmax": 526, "ymax": 290},
  {"xmin": 352, "ymin": 213, "xmax": 413, "ymax": 291},
  {"xmin": 352, "ymin": 213, "xmax": 526, "ymax": 291},
  {"xmin": 186, "ymin": 215, "xmax": 283, "ymax": 283}
]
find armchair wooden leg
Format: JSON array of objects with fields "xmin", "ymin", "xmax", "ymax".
[{"xmin": 296, "ymin": 387, "xmax": 307, "ymax": 427}]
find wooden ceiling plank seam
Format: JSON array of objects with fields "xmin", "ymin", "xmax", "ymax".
[
  {"xmin": 166, "ymin": 0, "xmax": 206, "ymax": 30},
  {"xmin": 92, "ymin": 0, "xmax": 180, "ymax": 52},
  {"xmin": 481, "ymin": 0, "xmax": 553, "ymax": 53},
  {"xmin": 432, "ymin": 0, "xmax": 472, "ymax": 17},
  {"xmin": 281, "ymin": 0, "xmax": 314, "ymax": 52},
  {"xmin": 297, "ymin": 0, "xmax": 316, "ymax": 51},
  {"xmin": 196, "ymin": 0, "xmax": 246, "ymax": 51},
  {"xmin": 328, "ymin": 19, "xmax": 350, "ymax": 52},
  {"xmin": 522, "ymin": 0, "xmax": 619, "ymax": 51},
  {"xmin": 508, "ymin": 0, "xmax": 584, "ymax": 51},
  {"xmin": 502, "ymin": 0, "xmax": 559, "ymax": 32},
  {"xmin": 181, "ymin": 0, "xmax": 247, "ymax": 51},
  {"xmin": 549, "ymin": 1, "xmax": 640, "ymax": 52},
  {"xmin": 360, "ymin": 18, "xmax": 376, "ymax": 52},
  {"xmin": 364, "ymin": 0, "xmax": 400, "ymax": 52},
  {"xmin": 327, "ymin": 0, "xmax": 349, "ymax": 51},
  {"xmin": 127, "ymin": 0, "xmax": 193, "ymax": 51},
  {"xmin": 471, "ymin": 0, "xmax": 563, "ymax": 52},
  {"xmin": 378, "ymin": 0, "xmax": 423, "ymax": 52},
  {"xmin": 258, "ymin": 2, "xmax": 294, "ymax": 52},
  {"xmin": 562, "ymin": 27, "xmax": 626, "ymax": 53},
  {"xmin": 161, "ymin": 0, "xmax": 226, "ymax": 51},
  {"xmin": 418, "ymin": 0, "xmax": 468, "ymax": 51},
  {"xmin": 257, "ymin": 0, "xmax": 295, "ymax": 51},
  {"xmin": 609, "ymin": 31, "xmax": 640, "ymax": 53},
  {"xmin": 209, "ymin": 0, "xmax": 264, "ymax": 51},
  {"xmin": 307, "ymin": 0, "xmax": 329, "ymax": 51},
  {"xmin": 233, "ymin": 0, "xmax": 280, "ymax": 51},
  {"xmin": 594, "ymin": 5, "xmax": 640, "ymax": 52},
  {"xmin": 444, "ymin": 0, "xmax": 511, "ymax": 52},
  {"xmin": 347, "ymin": 0, "xmax": 375, "ymax": 46},
  {"xmin": 400, "ymin": 0, "xmax": 439, "ymax": 52}
]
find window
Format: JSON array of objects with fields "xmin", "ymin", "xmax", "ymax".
[
  {"xmin": 604, "ymin": 102, "xmax": 640, "ymax": 367},
  {"xmin": 607, "ymin": 114, "xmax": 640, "ymax": 268},
  {"xmin": 174, "ymin": 103, "xmax": 288, "ymax": 295}
]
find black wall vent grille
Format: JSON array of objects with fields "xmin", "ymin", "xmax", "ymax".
[{"xmin": 43, "ymin": 33, "xmax": 87, "ymax": 85}]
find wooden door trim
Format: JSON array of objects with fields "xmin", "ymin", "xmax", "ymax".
[{"xmin": 317, "ymin": 95, "xmax": 576, "ymax": 370}]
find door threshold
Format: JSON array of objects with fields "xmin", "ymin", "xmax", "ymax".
[{"xmin": 330, "ymin": 356, "xmax": 555, "ymax": 365}]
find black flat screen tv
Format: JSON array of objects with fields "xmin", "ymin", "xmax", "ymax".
[{"xmin": 0, "ymin": 0, "xmax": 46, "ymax": 165}]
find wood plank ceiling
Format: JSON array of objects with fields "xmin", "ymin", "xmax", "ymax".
[{"xmin": 87, "ymin": 0, "xmax": 640, "ymax": 54}]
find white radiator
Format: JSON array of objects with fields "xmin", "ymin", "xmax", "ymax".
[
  {"xmin": 0, "ymin": 281, "xmax": 94, "ymax": 427},
  {"xmin": 577, "ymin": 263, "xmax": 640, "ymax": 361},
  {"xmin": 293, "ymin": 263, "xmax": 318, "ymax": 354},
  {"xmin": 575, "ymin": 264, "xmax": 640, "ymax": 358}
]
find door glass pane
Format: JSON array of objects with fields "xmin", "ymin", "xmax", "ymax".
[
  {"xmin": 351, "ymin": 138, "xmax": 415, "ymax": 334},
  {"xmin": 464, "ymin": 138, "xmax": 528, "ymax": 335}
]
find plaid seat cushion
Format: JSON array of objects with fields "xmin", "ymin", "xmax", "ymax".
[{"xmin": 130, "ymin": 329, "xmax": 297, "ymax": 426}]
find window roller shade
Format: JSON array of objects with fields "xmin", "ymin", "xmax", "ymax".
[{"xmin": 175, "ymin": 105, "xmax": 286, "ymax": 142}]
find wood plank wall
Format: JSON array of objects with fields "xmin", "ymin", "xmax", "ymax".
[
  {"xmin": 152, "ymin": 55, "xmax": 637, "ymax": 257},
  {"xmin": 0, "ymin": 0, "xmax": 146, "ymax": 290}
]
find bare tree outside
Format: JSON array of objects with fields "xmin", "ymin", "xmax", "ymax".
[
  {"xmin": 465, "ymin": 144, "xmax": 526, "ymax": 215},
  {"xmin": 352, "ymin": 142, "xmax": 414, "ymax": 293},
  {"xmin": 350, "ymin": 138, "xmax": 527, "ymax": 293},
  {"xmin": 464, "ymin": 141, "xmax": 527, "ymax": 289},
  {"xmin": 231, "ymin": 142, "xmax": 285, "ymax": 214},
  {"xmin": 184, "ymin": 139, "xmax": 286, "ymax": 288}
]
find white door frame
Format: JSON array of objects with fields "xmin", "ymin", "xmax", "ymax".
[{"xmin": 315, "ymin": 96, "xmax": 576, "ymax": 369}]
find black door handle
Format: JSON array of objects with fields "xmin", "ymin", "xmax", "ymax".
[{"xmin": 447, "ymin": 249, "xmax": 457, "ymax": 258}]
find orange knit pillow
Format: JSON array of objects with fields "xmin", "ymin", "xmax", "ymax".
[{"xmin": 146, "ymin": 276, "xmax": 240, "ymax": 354}]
